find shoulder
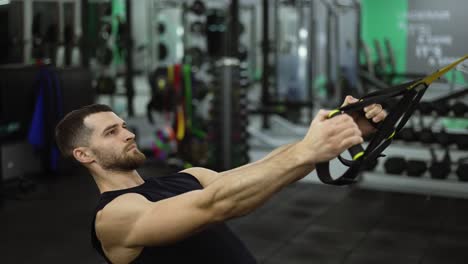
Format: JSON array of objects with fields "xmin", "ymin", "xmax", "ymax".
[{"xmin": 95, "ymin": 193, "xmax": 150, "ymax": 247}]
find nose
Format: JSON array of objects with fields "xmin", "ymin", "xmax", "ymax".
[{"xmin": 124, "ymin": 128, "xmax": 136, "ymax": 142}]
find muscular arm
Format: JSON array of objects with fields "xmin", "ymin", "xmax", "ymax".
[
  {"xmin": 97, "ymin": 111, "xmax": 363, "ymax": 254},
  {"xmin": 202, "ymin": 141, "xmax": 314, "ymax": 218},
  {"xmin": 181, "ymin": 141, "xmax": 299, "ymax": 187}
]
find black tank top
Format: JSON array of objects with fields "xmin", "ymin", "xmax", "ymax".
[{"xmin": 91, "ymin": 172, "xmax": 257, "ymax": 264}]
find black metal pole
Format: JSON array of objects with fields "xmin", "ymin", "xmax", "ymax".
[
  {"xmin": 308, "ymin": 0, "xmax": 316, "ymax": 120},
  {"xmin": 261, "ymin": 0, "xmax": 270, "ymax": 129},
  {"xmin": 229, "ymin": 0, "xmax": 239, "ymax": 58},
  {"xmin": 0, "ymin": 142, "xmax": 3, "ymax": 208},
  {"xmin": 326, "ymin": 8, "xmax": 332, "ymax": 90},
  {"xmin": 81, "ymin": 0, "xmax": 89, "ymax": 67},
  {"xmin": 125, "ymin": 0, "xmax": 134, "ymax": 116},
  {"xmin": 355, "ymin": 0, "xmax": 362, "ymax": 82},
  {"xmin": 181, "ymin": 3, "xmax": 188, "ymax": 63},
  {"xmin": 273, "ymin": 0, "xmax": 279, "ymax": 101}
]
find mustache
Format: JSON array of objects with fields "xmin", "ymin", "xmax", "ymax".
[{"xmin": 126, "ymin": 141, "xmax": 137, "ymax": 150}]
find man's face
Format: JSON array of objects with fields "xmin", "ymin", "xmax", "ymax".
[{"xmin": 83, "ymin": 112, "xmax": 146, "ymax": 171}]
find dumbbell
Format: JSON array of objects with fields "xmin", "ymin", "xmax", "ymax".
[
  {"xmin": 384, "ymin": 156, "xmax": 407, "ymax": 174},
  {"xmin": 433, "ymin": 101, "xmax": 450, "ymax": 116},
  {"xmin": 456, "ymin": 134, "xmax": 468, "ymax": 150},
  {"xmin": 418, "ymin": 102, "xmax": 433, "ymax": 115},
  {"xmin": 429, "ymin": 148, "xmax": 451, "ymax": 180},
  {"xmin": 406, "ymin": 159, "xmax": 427, "ymax": 177},
  {"xmin": 456, "ymin": 158, "xmax": 468, "ymax": 182},
  {"xmin": 419, "ymin": 128, "xmax": 435, "ymax": 144},
  {"xmin": 434, "ymin": 129, "xmax": 453, "ymax": 146},
  {"xmin": 384, "ymin": 157, "xmax": 428, "ymax": 177},
  {"xmin": 452, "ymin": 102, "xmax": 467, "ymax": 117},
  {"xmin": 398, "ymin": 127, "xmax": 419, "ymax": 142},
  {"xmin": 417, "ymin": 128, "xmax": 457, "ymax": 146}
]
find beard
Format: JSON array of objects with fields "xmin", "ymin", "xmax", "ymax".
[{"xmin": 93, "ymin": 144, "xmax": 146, "ymax": 171}]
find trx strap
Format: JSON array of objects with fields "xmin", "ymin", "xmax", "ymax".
[{"xmin": 316, "ymin": 55, "xmax": 468, "ymax": 186}]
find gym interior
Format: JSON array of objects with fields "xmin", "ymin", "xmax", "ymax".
[{"xmin": 1, "ymin": 0, "xmax": 468, "ymax": 263}]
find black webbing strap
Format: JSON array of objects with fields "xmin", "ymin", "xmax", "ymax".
[
  {"xmin": 315, "ymin": 82, "xmax": 427, "ymax": 186},
  {"xmin": 316, "ymin": 55, "xmax": 468, "ymax": 186}
]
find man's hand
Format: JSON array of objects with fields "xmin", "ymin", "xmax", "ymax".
[
  {"xmin": 300, "ymin": 110, "xmax": 363, "ymax": 163},
  {"xmin": 341, "ymin": 95, "xmax": 387, "ymax": 137}
]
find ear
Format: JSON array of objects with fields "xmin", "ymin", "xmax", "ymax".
[{"xmin": 72, "ymin": 147, "xmax": 95, "ymax": 164}]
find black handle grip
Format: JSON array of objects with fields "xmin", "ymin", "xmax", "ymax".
[{"xmin": 349, "ymin": 144, "xmax": 365, "ymax": 161}]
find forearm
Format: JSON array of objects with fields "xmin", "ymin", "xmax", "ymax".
[
  {"xmin": 259, "ymin": 141, "xmax": 298, "ymax": 161},
  {"xmin": 205, "ymin": 141, "xmax": 315, "ymax": 221}
]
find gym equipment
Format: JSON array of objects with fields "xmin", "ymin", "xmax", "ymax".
[
  {"xmin": 184, "ymin": 47, "xmax": 204, "ymax": 69},
  {"xmin": 95, "ymin": 76, "xmax": 116, "ymax": 95},
  {"xmin": 190, "ymin": 21, "xmax": 205, "ymax": 35},
  {"xmin": 397, "ymin": 118, "xmax": 418, "ymax": 142},
  {"xmin": 418, "ymin": 101, "xmax": 433, "ymax": 115},
  {"xmin": 238, "ymin": 44, "xmax": 248, "ymax": 61},
  {"xmin": 419, "ymin": 128, "xmax": 435, "ymax": 144},
  {"xmin": 238, "ymin": 22, "xmax": 245, "ymax": 35},
  {"xmin": 383, "ymin": 38, "xmax": 436, "ymax": 82},
  {"xmin": 456, "ymin": 134, "xmax": 468, "ymax": 150},
  {"xmin": 210, "ymin": 56, "xmax": 249, "ymax": 170},
  {"xmin": 456, "ymin": 158, "xmax": 468, "ymax": 181},
  {"xmin": 384, "ymin": 157, "xmax": 406, "ymax": 175},
  {"xmin": 429, "ymin": 148, "xmax": 451, "ymax": 180},
  {"xmin": 147, "ymin": 67, "xmax": 173, "ymax": 113},
  {"xmin": 433, "ymin": 101, "xmax": 450, "ymax": 116},
  {"xmin": 373, "ymin": 39, "xmax": 387, "ymax": 81},
  {"xmin": 151, "ymin": 127, "xmax": 177, "ymax": 161},
  {"xmin": 423, "ymin": 88, "xmax": 468, "ymax": 117},
  {"xmin": 190, "ymin": 0, "xmax": 206, "ymax": 16},
  {"xmin": 316, "ymin": 55, "xmax": 468, "ymax": 186},
  {"xmin": 96, "ymin": 46, "xmax": 113, "ymax": 66},
  {"xmin": 206, "ymin": 9, "xmax": 226, "ymax": 58},
  {"xmin": 159, "ymin": 43, "xmax": 168, "ymax": 60},
  {"xmin": 406, "ymin": 159, "xmax": 427, "ymax": 177},
  {"xmin": 434, "ymin": 129, "xmax": 453, "ymax": 146},
  {"xmin": 158, "ymin": 23, "xmax": 166, "ymax": 34},
  {"xmin": 452, "ymin": 102, "xmax": 467, "ymax": 117},
  {"xmin": 398, "ymin": 127, "xmax": 418, "ymax": 142}
]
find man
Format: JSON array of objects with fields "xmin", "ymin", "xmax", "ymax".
[{"xmin": 55, "ymin": 96, "xmax": 386, "ymax": 264}]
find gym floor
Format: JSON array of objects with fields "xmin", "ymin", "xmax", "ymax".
[{"xmin": 1, "ymin": 164, "xmax": 468, "ymax": 264}]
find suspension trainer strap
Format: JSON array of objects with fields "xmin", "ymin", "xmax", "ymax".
[{"xmin": 316, "ymin": 55, "xmax": 468, "ymax": 186}]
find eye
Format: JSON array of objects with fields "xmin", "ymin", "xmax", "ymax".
[{"xmin": 107, "ymin": 129, "xmax": 116, "ymax": 136}]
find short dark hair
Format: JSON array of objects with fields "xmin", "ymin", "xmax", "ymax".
[{"xmin": 55, "ymin": 104, "xmax": 113, "ymax": 158}]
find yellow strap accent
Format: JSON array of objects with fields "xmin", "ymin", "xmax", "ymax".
[
  {"xmin": 176, "ymin": 106, "xmax": 185, "ymax": 141},
  {"xmin": 167, "ymin": 65, "xmax": 174, "ymax": 84},
  {"xmin": 388, "ymin": 131, "xmax": 396, "ymax": 140},
  {"xmin": 408, "ymin": 54, "xmax": 468, "ymax": 90},
  {"xmin": 328, "ymin": 109, "xmax": 340, "ymax": 118},
  {"xmin": 353, "ymin": 151, "xmax": 364, "ymax": 161}
]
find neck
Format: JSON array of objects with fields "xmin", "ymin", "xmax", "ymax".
[{"xmin": 91, "ymin": 168, "xmax": 145, "ymax": 194}]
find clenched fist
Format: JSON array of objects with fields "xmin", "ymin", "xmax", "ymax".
[{"xmin": 299, "ymin": 110, "xmax": 363, "ymax": 164}]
